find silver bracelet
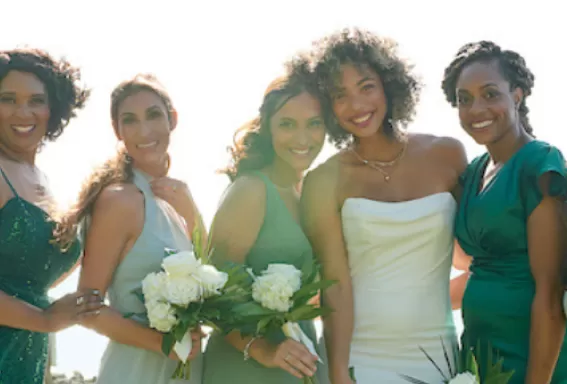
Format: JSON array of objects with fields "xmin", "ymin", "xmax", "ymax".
[{"xmin": 243, "ymin": 337, "xmax": 259, "ymax": 361}]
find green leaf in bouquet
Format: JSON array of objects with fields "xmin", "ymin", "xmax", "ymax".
[
  {"xmin": 256, "ymin": 316, "xmax": 274, "ymax": 335},
  {"xmin": 164, "ymin": 248, "xmax": 179, "ymax": 257},
  {"xmin": 292, "ymin": 279, "xmax": 337, "ymax": 307},
  {"xmin": 286, "ymin": 304, "xmax": 322, "ymax": 322},
  {"xmin": 161, "ymin": 332, "xmax": 175, "ymax": 355},
  {"xmin": 231, "ymin": 301, "xmax": 279, "ymax": 318}
]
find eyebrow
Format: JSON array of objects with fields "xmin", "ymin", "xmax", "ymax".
[
  {"xmin": 457, "ymin": 82, "xmax": 499, "ymax": 92},
  {"xmin": 333, "ymin": 76, "xmax": 376, "ymax": 92}
]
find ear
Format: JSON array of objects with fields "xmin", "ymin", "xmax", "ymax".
[
  {"xmin": 513, "ymin": 87, "xmax": 523, "ymax": 109},
  {"xmin": 169, "ymin": 109, "xmax": 178, "ymax": 132}
]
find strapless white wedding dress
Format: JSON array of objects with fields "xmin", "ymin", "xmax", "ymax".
[{"xmin": 342, "ymin": 192, "xmax": 458, "ymax": 383}]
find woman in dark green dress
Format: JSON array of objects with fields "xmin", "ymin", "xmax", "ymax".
[
  {"xmin": 202, "ymin": 62, "xmax": 328, "ymax": 384},
  {"xmin": 0, "ymin": 48, "xmax": 102, "ymax": 384},
  {"xmin": 442, "ymin": 41, "xmax": 567, "ymax": 383}
]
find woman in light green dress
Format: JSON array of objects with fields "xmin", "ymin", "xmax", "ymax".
[
  {"xmin": 443, "ymin": 41, "xmax": 567, "ymax": 383},
  {"xmin": 56, "ymin": 74, "xmax": 205, "ymax": 384},
  {"xmin": 202, "ymin": 63, "xmax": 329, "ymax": 384}
]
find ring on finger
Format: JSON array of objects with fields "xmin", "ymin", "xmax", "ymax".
[
  {"xmin": 284, "ymin": 353, "xmax": 291, "ymax": 362},
  {"xmin": 76, "ymin": 296, "xmax": 84, "ymax": 306}
]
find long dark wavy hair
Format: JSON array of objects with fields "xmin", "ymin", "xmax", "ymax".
[{"xmin": 220, "ymin": 58, "xmax": 319, "ymax": 181}]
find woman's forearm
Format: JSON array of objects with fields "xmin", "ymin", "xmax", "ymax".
[
  {"xmin": 81, "ymin": 306, "xmax": 164, "ymax": 355},
  {"xmin": 324, "ymin": 285, "xmax": 354, "ymax": 380},
  {"xmin": 526, "ymin": 290, "xmax": 566, "ymax": 383},
  {"xmin": 0, "ymin": 290, "xmax": 49, "ymax": 332}
]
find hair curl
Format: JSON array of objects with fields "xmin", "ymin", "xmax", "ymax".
[
  {"xmin": 54, "ymin": 74, "xmax": 173, "ymax": 250},
  {"xmin": 310, "ymin": 28, "xmax": 421, "ymax": 148},
  {"xmin": 220, "ymin": 57, "xmax": 320, "ymax": 181},
  {"xmin": 0, "ymin": 48, "xmax": 89, "ymax": 142},
  {"xmin": 441, "ymin": 40, "xmax": 535, "ymax": 136}
]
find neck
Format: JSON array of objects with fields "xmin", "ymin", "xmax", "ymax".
[
  {"xmin": 486, "ymin": 127, "xmax": 531, "ymax": 164},
  {"xmin": 354, "ymin": 131, "xmax": 405, "ymax": 161},
  {"xmin": 268, "ymin": 160, "xmax": 303, "ymax": 192},
  {"xmin": 133, "ymin": 155, "xmax": 169, "ymax": 179},
  {"xmin": 0, "ymin": 143, "xmax": 37, "ymax": 165}
]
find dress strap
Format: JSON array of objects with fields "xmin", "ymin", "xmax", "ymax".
[{"xmin": 0, "ymin": 167, "xmax": 19, "ymax": 198}]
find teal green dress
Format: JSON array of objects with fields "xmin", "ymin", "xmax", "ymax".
[
  {"xmin": 202, "ymin": 171, "xmax": 328, "ymax": 384},
  {"xmin": 455, "ymin": 141, "xmax": 567, "ymax": 383},
  {"xmin": 0, "ymin": 168, "xmax": 81, "ymax": 384}
]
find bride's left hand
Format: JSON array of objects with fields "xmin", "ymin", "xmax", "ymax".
[{"xmin": 150, "ymin": 177, "xmax": 196, "ymax": 220}]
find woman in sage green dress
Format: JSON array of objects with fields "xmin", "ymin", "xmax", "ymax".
[
  {"xmin": 55, "ymin": 74, "xmax": 205, "ymax": 384},
  {"xmin": 0, "ymin": 48, "xmax": 102, "ymax": 384},
  {"xmin": 443, "ymin": 41, "xmax": 567, "ymax": 383},
  {"xmin": 202, "ymin": 62, "xmax": 329, "ymax": 384}
]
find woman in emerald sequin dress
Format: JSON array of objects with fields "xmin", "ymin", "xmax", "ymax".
[
  {"xmin": 443, "ymin": 41, "xmax": 567, "ymax": 383},
  {"xmin": 0, "ymin": 48, "xmax": 102, "ymax": 384}
]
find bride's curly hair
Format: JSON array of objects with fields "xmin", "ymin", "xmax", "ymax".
[
  {"xmin": 220, "ymin": 57, "xmax": 320, "ymax": 181},
  {"xmin": 53, "ymin": 74, "xmax": 174, "ymax": 250}
]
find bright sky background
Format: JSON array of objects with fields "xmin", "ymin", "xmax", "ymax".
[{"xmin": 3, "ymin": 0, "xmax": 565, "ymax": 377}]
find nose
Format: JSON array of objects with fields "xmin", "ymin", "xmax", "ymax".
[
  {"xmin": 14, "ymin": 104, "xmax": 33, "ymax": 119},
  {"xmin": 139, "ymin": 120, "xmax": 152, "ymax": 137},
  {"xmin": 296, "ymin": 127, "xmax": 309, "ymax": 146},
  {"xmin": 469, "ymin": 97, "xmax": 487, "ymax": 116}
]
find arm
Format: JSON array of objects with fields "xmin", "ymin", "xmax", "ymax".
[
  {"xmin": 450, "ymin": 240, "xmax": 471, "ymax": 310},
  {"xmin": 78, "ymin": 185, "xmax": 175, "ymax": 357},
  {"xmin": 525, "ymin": 174, "xmax": 567, "ymax": 383},
  {"xmin": 301, "ymin": 165, "xmax": 354, "ymax": 384},
  {"xmin": 211, "ymin": 176, "xmax": 317, "ymax": 379}
]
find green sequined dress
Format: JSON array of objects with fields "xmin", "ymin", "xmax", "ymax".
[
  {"xmin": 202, "ymin": 171, "xmax": 328, "ymax": 384},
  {"xmin": 0, "ymin": 168, "xmax": 81, "ymax": 384},
  {"xmin": 455, "ymin": 141, "xmax": 567, "ymax": 383}
]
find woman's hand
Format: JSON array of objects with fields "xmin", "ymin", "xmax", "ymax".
[
  {"xmin": 44, "ymin": 289, "xmax": 103, "ymax": 332},
  {"xmin": 262, "ymin": 339, "xmax": 318, "ymax": 379},
  {"xmin": 150, "ymin": 177, "xmax": 195, "ymax": 220}
]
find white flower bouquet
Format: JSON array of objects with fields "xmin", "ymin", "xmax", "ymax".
[
  {"xmin": 400, "ymin": 338, "xmax": 514, "ymax": 384},
  {"xmin": 131, "ymin": 225, "xmax": 252, "ymax": 379},
  {"xmin": 230, "ymin": 257, "xmax": 336, "ymax": 384}
]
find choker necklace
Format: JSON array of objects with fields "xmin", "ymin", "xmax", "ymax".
[{"xmin": 351, "ymin": 142, "xmax": 407, "ymax": 182}]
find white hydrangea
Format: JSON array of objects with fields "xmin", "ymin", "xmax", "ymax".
[
  {"xmin": 162, "ymin": 251, "xmax": 202, "ymax": 278},
  {"xmin": 448, "ymin": 372, "xmax": 479, "ymax": 384},
  {"xmin": 195, "ymin": 264, "xmax": 229, "ymax": 298},
  {"xmin": 146, "ymin": 300, "xmax": 178, "ymax": 333},
  {"xmin": 163, "ymin": 276, "xmax": 202, "ymax": 307},
  {"xmin": 142, "ymin": 272, "xmax": 168, "ymax": 302},
  {"xmin": 252, "ymin": 264, "xmax": 302, "ymax": 312}
]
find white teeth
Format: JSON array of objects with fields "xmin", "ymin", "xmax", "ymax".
[
  {"xmin": 12, "ymin": 125, "xmax": 35, "ymax": 133},
  {"xmin": 137, "ymin": 141, "xmax": 157, "ymax": 149},
  {"xmin": 353, "ymin": 113, "xmax": 372, "ymax": 124},
  {"xmin": 291, "ymin": 149, "xmax": 309, "ymax": 155},
  {"xmin": 472, "ymin": 120, "xmax": 493, "ymax": 129}
]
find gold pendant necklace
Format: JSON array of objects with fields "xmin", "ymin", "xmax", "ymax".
[{"xmin": 351, "ymin": 142, "xmax": 407, "ymax": 182}]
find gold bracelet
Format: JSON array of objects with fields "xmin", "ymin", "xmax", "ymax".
[{"xmin": 243, "ymin": 336, "xmax": 259, "ymax": 361}]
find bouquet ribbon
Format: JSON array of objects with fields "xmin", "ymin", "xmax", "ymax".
[
  {"xmin": 282, "ymin": 322, "xmax": 322, "ymax": 363},
  {"xmin": 173, "ymin": 331, "xmax": 193, "ymax": 362}
]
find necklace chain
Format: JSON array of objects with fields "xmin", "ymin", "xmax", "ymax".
[{"xmin": 351, "ymin": 142, "xmax": 407, "ymax": 182}]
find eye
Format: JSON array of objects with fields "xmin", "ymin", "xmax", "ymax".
[
  {"xmin": 121, "ymin": 116, "xmax": 136, "ymax": 125},
  {"xmin": 332, "ymin": 93, "xmax": 346, "ymax": 102},
  {"xmin": 148, "ymin": 110, "xmax": 164, "ymax": 119},
  {"xmin": 279, "ymin": 120, "xmax": 294, "ymax": 129},
  {"xmin": 30, "ymin": 96, "xmax": 47, "ymax": 106},
  {"xmin": 484, "ymin": 89, "xmax": 500, "ymax": 99},
  {"xmin": 361, "ymin": 83, "xmax": 375, "ymax": 91},
  {"xmin": 0, "ymin": 95, "xmax": 15, "ymax": 104},
  {"xmin": 309, "ymin": 119, "xmax": 323, "ymax": 128},
  {"xmin": 457, "ymin": 94, "xmax": 471, "ymax": 106}
]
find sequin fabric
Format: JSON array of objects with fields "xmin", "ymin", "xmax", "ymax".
[{"xmin": 0, "ymin": 195, "xmax": 80, "ymax": 384}]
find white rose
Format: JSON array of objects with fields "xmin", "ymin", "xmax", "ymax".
[
  {"xmin": 146, "ymin": 300, "xmax": 178, "ymax": 332},
  {"xmin": 196, "ymin": 264, "xmax": 229, "ymax": 297},
  {"xmin": 142, "ymin": 272, "xmax": 167, "ymax": 302},
  {"xmin": 162, "ymin": 251, "xmax": 201, "ymax": 278},
  {"xmin": 448, "ymin": 372, "xmax": 478, "ymax": 384},
  {"xmin": 264, "ymin": 264, "xmax": 302, "ymax": 292},
  {"xmin": 164, "ymin": 276, "xmax": 202, "ymax": 306},
  {"xmin": 252, "ymin": 273, "xmax": 297, "ymax": 312}
]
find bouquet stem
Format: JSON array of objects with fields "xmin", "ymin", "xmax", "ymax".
[{"xmin": 172, "ymin": 361, "xmax": 191, "ymax": 380}]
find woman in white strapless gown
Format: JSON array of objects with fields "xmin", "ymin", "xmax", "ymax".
[{"xmin": 301, "ymin": 28, "xmax": 471, "ymax": 383}]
